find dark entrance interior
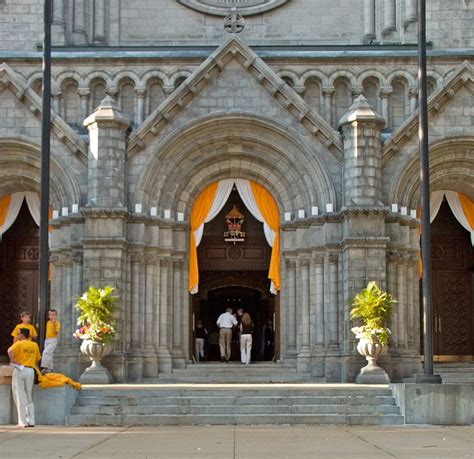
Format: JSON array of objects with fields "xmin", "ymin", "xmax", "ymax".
[
  {"xmin": 424, "ymin": 199, "xmax": 474, "ymax": 360},
  {"xmin": 0, "ymin": 200, "xmax": 39, "ymax": 358},
  {"xmin": 191, "ymin": 187, "xmax": 278, "ymax": 362}
]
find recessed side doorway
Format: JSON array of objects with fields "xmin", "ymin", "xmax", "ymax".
[{"xmin": 190, "ymin": 187, "xmax": 279, "ymax": 363}]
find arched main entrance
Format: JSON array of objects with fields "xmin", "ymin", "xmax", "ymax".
[{"xmin": 190, "ymin": 186, "xmax": 279, "ymax": 362}]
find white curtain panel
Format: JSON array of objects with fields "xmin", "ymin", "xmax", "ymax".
[
  {"xmin": 235, "ymin": 179, "xmax": 275, "ymax": 247},
  {"xmin": 0, "ymin": 192, "xmax": 26, "ymax": 236},
  {"xmin": 429, "ymin": 190, "xmax": 444, "ymax": 223},
  {"xmin": 444, "ymin": 190, "xmax": 474, "ymax": 245},
  {"xmin": 25, "ymin": 192, "xmax": 41, "ymax": 227},
  {"xmin": 194, "ymin": 179, "xmax": 234, "ymax": 247}
]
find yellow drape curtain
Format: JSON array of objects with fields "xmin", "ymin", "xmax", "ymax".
[
  {"xmin": 458, "ymin": 192, "xmax": 474, "ymax": 230},
  {"xmin": 188, "ymin": 182, "xmax": 219, "ymax": 293},
  {"xmin": 250, "ymin": 181, "xmax": 280, "ymax": 291},
  {"xmin": 0, "ymin": 195, "xmax": 12, "ymax": 229}
]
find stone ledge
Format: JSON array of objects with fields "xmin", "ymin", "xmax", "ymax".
[
  {"xmin": 390, "ymin": 383, "xmax": 474, "ymax": 425},
  {"xmin": 0, "ymin": 385, "xmax": 79, "ymax": 425}
]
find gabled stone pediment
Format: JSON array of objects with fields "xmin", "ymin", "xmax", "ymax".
[
  {"xmin": 383, "ymin": 61, "xmax": 474, "ymax": 163},
  {"xmin": 0, "ymin": 62, "xmax": 87, "ymax": 162},
  {"xmin": 129, "ymin": 36, "xmax": 342, "ymax": 158}
]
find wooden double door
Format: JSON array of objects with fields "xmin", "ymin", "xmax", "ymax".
[
  {"xmin": 430, "ymin": 201, "xmax": 474, "ymax": 359},
  {"xmin": 0, "ymin": 202, "xmax": 39, "ymax": 357}
]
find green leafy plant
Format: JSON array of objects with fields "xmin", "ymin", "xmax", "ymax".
[
  {"xmin": 350, "ymin": 281, "xmax": 396, "ymax": 345},
  {"xmin": 73, "ymin": 286, "xmax": 117, "ymax": 344}
]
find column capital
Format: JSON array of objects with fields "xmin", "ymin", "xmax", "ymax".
[
  {"xmin": 78, "ymin": 88, "xmax": 90, "ymax": 98},
  {"xmin": 328, "ymin": 253, "xmax": 339, "ymax": 264},
  {"xmin": 322, "ymin": 86, "xmax": 334, "ymax": 96},
  {"xmin": 380, "ymin": 87, "xmax": 393, "ymax": 98}
]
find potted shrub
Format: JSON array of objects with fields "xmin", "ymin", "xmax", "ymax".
[
  {"xmin": 350, "ymin": 281, "xmax": 395, "ymax": 384},
  {"xmin": 73, "ymin": 285, "xmax": 117, "ymax": 383}
]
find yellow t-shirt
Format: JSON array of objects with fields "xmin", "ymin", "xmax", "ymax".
[
  {"xmin": 11, "ymin": 323, "xmax": 38, "ymax": 340},
  {"xmin": 9, "ymin": 340, "xmax": 41, "ymax": 368},
  {"xmin": 46, "ymin": 320, "xmax": 61, "ymax": 339}
]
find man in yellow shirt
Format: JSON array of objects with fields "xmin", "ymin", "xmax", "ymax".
[
  {"xmin": 7, "ymin": 328, "xmax": 41, "ymax": 428},
  {"xmin": 41, "ymin": 309, "xmax": 61, "ymax": 374},
  {"xmin": 10, "ymin": 311, "xmax": 38, "ymax": 343}
]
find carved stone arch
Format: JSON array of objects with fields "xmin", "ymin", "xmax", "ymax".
[
  {"xmin": 142, "ymin": 69, "xmax": 170, "ymax": 89},
  {"xmin": 200, "ymin": 275, "xmax": 271, "ymax": 299},
  {"xmin": 84, "ymin": 70, "xmax": 113, "ymax": 88},
  {"xmin": 387, "ymin": 70, "xmax": 415, "ymax": 88},
  {"xmin": 427, "ymin": 69, "xmax": 443, "ymax": 88},
  {"xmin": 276, "ymin": 70, "xmax": 301, "ymax": 88},
  {"xmin": 356, "ymin": 69, "xmax": 387, "ymax": 88},
  {"xmin": 328, "ymin": 69, "xmax": 357, "ymax": 88},
  {"xmin": 169, "ymin": 70, "xmax": 193, "ymax": 90},
  {"xmin": 110, "ymin": 70, "xmax": 140, "ymax": 89},
  {"xmin": 26, "ymin": 71, "xmax": 44, "ymax": 94},
  {"xmin": 133, "ymin": 113, "xmax": 337, "ymax": 217},
  {"xmin": 0, "ymin": 136, "xmax": 82, "ymax": 208},
  {"xmin": 301, "ymin": 70, "xmax": 328, "ymax": 88},
  {"xmin": 54, "ymin": 70, "xmax": 84, "ymax": 89},
  {"xmin": 388, "ymin": 136, "xmax": 474, "ymax": 208}
]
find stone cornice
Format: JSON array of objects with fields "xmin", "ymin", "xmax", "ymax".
[
  {"xmin": 82, "ymin": 207, "xmax": 129, "ymax": 219},
  {"xmin": 0, "ymin": 62, "xmax": 88, "ymax": 163}
]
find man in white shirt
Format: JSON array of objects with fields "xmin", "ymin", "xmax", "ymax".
[{"xmin": 216, "ymin": 308, "xmax": 237, "ymax": 362}]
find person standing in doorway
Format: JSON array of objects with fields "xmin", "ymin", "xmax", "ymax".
[
  {"xmin": 195, "ymin": 320, "xmax": 208, "ymax": 363},
  {"xmin": 240, "ymin": 312, "xmax": 253, "ymax": 365},
  {"xmin": 11, "ymin": 311, "xmax": 38, "ymax": 343},
  {"xmin": 41, "ymin": 309, "xmax": 61, "ymax": 374},
  {"xmin": 216, "ymin": 307, "xmax": 237, "ymax": 362},
  {"xmin": 7, "ymin": 328, "xmax": 41, "ymax": 428}
]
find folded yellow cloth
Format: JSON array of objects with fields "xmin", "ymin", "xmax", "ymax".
[{"xmin": 35, "ymin": 369, "xmax": 82, "ymax": 391}]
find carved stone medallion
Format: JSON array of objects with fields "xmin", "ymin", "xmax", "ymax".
[{"xmin": 177, "ymin": 0, "xmax": 289, "ymax": 17}]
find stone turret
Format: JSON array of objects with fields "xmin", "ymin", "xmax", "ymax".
[
  {"xmin": 339, "ymin": 95, "xmax": 385, "ymax": 208},
  {"xmin": 84, "ymin": 96, "xmax": 130, "ymax": 208}
]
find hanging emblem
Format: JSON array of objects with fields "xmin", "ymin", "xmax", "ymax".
[{"xmin": 224, "ymin": 205, "xmax": 246, "ymax": 244}]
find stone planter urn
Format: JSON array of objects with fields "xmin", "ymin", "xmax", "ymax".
[
  {"xmin": 79, "ymin": 340, "xmax": 114, "ymax": 384},
  {"xmin": 355, "ymin": 338, "xmax": 390, "ymax": 384}
]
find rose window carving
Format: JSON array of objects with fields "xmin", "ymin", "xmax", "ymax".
[{"xmin": 177, "ymin": 0, "xmax": 289, "ymax": 16}]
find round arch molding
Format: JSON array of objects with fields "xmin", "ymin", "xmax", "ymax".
[
  {"xmin": 388, "ymin": 136, "xmax": 474, "ymax": 208},
  {"xmin": 0, "ymin": 137, "xmax": 82, "ymax": 208},
  {"xmin": 177, "ymin": 0, "xmax": 289, "ymax": 16},
  {"xmin": 134, "ymin": 113, "xmax": 337, "ymax": 216}
]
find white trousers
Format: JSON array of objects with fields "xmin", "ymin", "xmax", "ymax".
[
  {"xmin": 240, "ymin": 334, "xmax": 252, "ymax": 364},
  {"xmin": 195, "ymin": 338, "xmax": 205, "ymax": 361},
  {"xmin": 41, "ymin": 338, "xmax": 58, "ymax": 370},
  {"xmin": 12, "ymin": 367, "xmax": 35, "ymax": 427}
]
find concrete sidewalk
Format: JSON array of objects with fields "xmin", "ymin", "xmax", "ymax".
[{"xmin": 0, "ymin": 425, "xmax": 473, "ymax": 458}]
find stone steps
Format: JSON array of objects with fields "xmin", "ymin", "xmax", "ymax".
[
  {"xmin": 66, "ymin": 384, "xmax": 404, "ymax": 426},
  {"xmin": 434, "ymin": 363, "xmax": 474, "ymax": 384}
]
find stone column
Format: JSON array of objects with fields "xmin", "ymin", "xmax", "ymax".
[
  {"xmin": 286, "ymin": 259, "xmax": 297, "ymax": 354},
  {"xmin": 380, "ymin": 89, "xmax": 391, "ymax": 125},
  {"xmin": 52, "ymin": 0, "xmax": 66, "ymax": 45},
  {"xmin": 405, "ymin": 0, "xmax": 418, "ymax": 26},
  {"xmin": 143, "ymin": 254, "xmax": 158, "ymax": 377},
  {"xmin": 93, "ymin": 0, "xmax": 106, "ymax": 44},
  {"xmin": 322, "ymin": 87, "xmax": 333, "ymax": 125},
  {"xmin": 51, "ymin": 90, "xmax": 61, "ymax": 114},
  {"xmin": 328, "ymin": 254, "xmax": 339, "ymax": 348},
  {"xmin": 409, "ymin": 88, "xmax": 418, "ymax": 113},
  {"xmin": 135, "ymin": 88, "xmax": 146, "ymax": 126},
  {"xmin": 171, "ymin": 260, "xmax": 186, "ymax": 367},
  {"xmin": 340, "ymin": 95, "xmax": 385, "ymax": 207},
  {"xmin": 297, "ymin": 257, "xmax": 311, "ymax": 372},
  {"xmin": 128, "ymin": 253, "xmax": 144, "ymax": 381},
  {"xmin": 72, "ymin": 0, "xmax": 87, "ymax": 45},
  {"xmin": 158, "ymin": 258, "xmax": 172, "ymax": 373},
  {"xmin": 397, "ymin": 254, "xmax": 408, "ymax": 349},
  {"xmin": 363, "ymin": 0, "xmax": 376, "ymax": 42},
  {"xmin": 314, "ymin": 256, "xmax": 325, "ymax": 349},
  {"xmin": 81, "ymin": 97, "xmax": 130, "ymax": 382},
  {"xmin": 78, "ymin": 88, "xmax": 90, "ymax": 128},
  {"xmin": 62, "ymin": 254, "xmax": 74, "ymax": 348},
  {"xmin": 387, "ymin": 252, "xmax": 398, "ymax": 349},
  {"xmin": 383, "ymin": 0, "xmax": 397, "ymax": 33},
  {"xmin": 406, "ymin": 256, "xmax": 416, "ymax": 347}
]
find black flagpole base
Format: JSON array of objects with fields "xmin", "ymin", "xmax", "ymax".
[{"xmin": 415, "ymin": 373, "xmax": 442, "ymax": 384}]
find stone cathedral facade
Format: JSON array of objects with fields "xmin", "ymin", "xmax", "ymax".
[{"xmin": 0, "ymin": 1, "xmax": 473, "ymax": 383}]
